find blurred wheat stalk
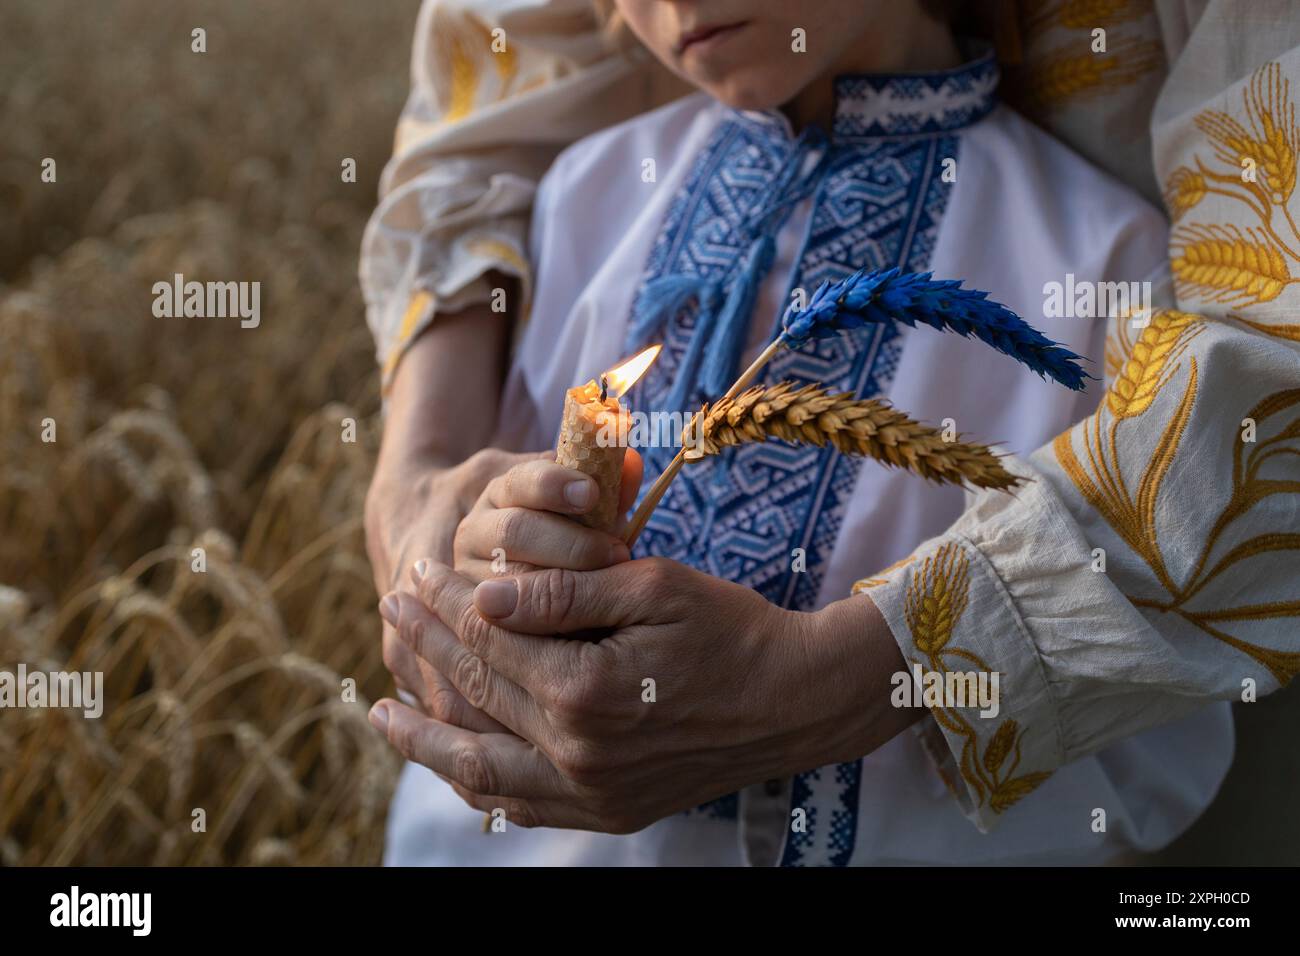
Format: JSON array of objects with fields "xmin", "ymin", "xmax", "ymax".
[{"xmin": 0, "ymin": 0, "xmax": 419, "ymax": 864}]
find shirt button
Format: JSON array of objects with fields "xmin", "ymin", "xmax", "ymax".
[{"xmin": 764, "ymin": 778, "xmax": 783, "ymax": 797}]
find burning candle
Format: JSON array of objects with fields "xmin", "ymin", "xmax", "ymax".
[
  {"xmin": 482, "ymin": 345, "xmax": 661, "ymax": 832},
  {"xmin": 555, "ymin": 345, "xmax": 660, "ymax": 532}
]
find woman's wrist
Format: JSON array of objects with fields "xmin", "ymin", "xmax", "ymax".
[
  {"xmin": 374, "ymin": 434, "xmax": 457, "ymax": 479},
  {"xmin": 778, "ymin": 593, "xmax": 921, "ymax": 774}
]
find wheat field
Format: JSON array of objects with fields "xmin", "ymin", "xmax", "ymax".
[{"xmin": 0, "ymin": 0, "xmax": 421, "ymax": 864}]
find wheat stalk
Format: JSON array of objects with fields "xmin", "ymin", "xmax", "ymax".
[{"xmin": 683, "ymin": 383, "xmax": 1021, "ymax": 490}]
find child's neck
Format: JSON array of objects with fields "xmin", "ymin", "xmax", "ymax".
[{"xmin": 781, "ymin": 18, "xmax": 963, "ymax": 134}]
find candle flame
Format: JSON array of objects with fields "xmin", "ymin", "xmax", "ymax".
[{"xmin": 603, "ymin": 345, "xmax": 661, "ymax": 398}]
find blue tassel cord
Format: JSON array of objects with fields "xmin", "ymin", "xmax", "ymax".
[{"xmin": 626, "ymin": 131, "xmax": 832, "ymax": 411}]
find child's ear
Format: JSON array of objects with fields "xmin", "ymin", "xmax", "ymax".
[{"xmin": 618, "ymin": 447, "xmax": 644, "ymax": 517}]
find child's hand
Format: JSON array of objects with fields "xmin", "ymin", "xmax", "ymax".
[{"xmin": 452, "ymin": 450, "xmax": 642, "ymax": 583}]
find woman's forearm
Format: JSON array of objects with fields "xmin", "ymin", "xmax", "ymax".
[
  {"xmin": 365, "ymin": 278, "xmax": 517, "ymax": 719},
  {"xmin": 377, "ymin": 280, "xmax": 513, "ymax": 474}
]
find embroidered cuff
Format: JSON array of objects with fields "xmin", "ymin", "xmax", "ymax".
[{"xmin": 856, "ymin": 459, "xmax": 1069, "ymax": 832}]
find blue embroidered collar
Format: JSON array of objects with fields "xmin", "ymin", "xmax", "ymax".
[{"xmin": 735, "ymin": 42, "xmax": 999, "ymax": 142}]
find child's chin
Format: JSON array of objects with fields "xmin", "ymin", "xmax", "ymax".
[{"xmin": 706, "ymin": 81, "xmax": 788, "ymax": 115}]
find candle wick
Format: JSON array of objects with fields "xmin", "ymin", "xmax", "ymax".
[{"xmin": 600, "ymin": 375, "xmax": 608, "ymax": 402}]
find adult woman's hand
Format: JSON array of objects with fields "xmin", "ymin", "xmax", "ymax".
[{"xmin": 370, "ymin": 558, "xmax": 921, "ymax": 833}]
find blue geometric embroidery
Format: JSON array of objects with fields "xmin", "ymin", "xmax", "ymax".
[
  {"xmin": 628, "ymin": 129, "xmax": 959, "ymax": 618},
  {"xmin": 681, "ymin": 791, "xmax": 738, "ymax": 822},
  {"xmin": 832, "ymin": 47, "xmax": 997, "ymax": 139},
  {"xmin": 785, "ymin": 770, "xmax": 818, "ymax": 859},
  {"xmin": 622, "ymin": 54, "xmax": 997, "ymax": 866},
  {"xmin": 828, "ymin": 761, "xmax": 862, "ymax": 866}
]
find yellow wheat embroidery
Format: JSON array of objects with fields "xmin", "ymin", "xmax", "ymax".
[
  {"xmin": 1233, "ymin": 311, "xmax": 1300, "ymax": 343},
  {"xmin": 1171, "ymin": 223, "xmax": 1292, "ymax": 305},
  {"xmin": 434, "ymin": 12, "xmax": 521, "ymax": 125},
  {"xmin": 1057, "ymin": 311, "xmax": 1300, "ymax": 683},
  {"xmin": 852, "ymin": 554, "xmax": 915, "ymax": 592},
  {"xmin": 930, "ymin": 706, "xmax": 1052, "ymax": 813},
  {"xmin": 1047, "ymin": 62, "xmax": 1300, "ymax": 776},
  {"xmin": 1055, "ymin": 0, "xmax": 1147, "ymax": 30},
  {"xmin": 1021, "ymin": 0, "xmax": 1149, "ymax": 44},
  {"xmin": 1137, "ymin": 386, "xmax": 1300, "ymax": 684},
  {"xmin": 1020, "ymin": 38, "xmax": 1163, "ymax": 112},
  {"xmin": 1106, "ymin": 310, "xmax": 1200, "ymax": 419},
  {"xmin": 1103, "ymin": 311, "xmax": 1138, "ymax": 381},
  {"xmin": 380, "ymin": 290, "xmax": 437, "ymax": 384},
  {"xmin": 1164, "ymin": 167, "xmax": 1206, "ymax": 222},
  {"xmin": 980, "ymin": 720, "xmax": 1053, "ymax": 813},
  {"xmin": 463, "ymin": 14, "xmax": 517, "ymax": 95},
  {"xmin": 1055, "ymin": 349, "xmax": 1199, "ymax": 596},
  {"xmin": 1197, "ymin": 63, "xmax": 1298, "ymax": 207},
  {"xmin": 464, "ymin": 237, "xmax": 529, "ymax": 279},
  {"xmin": 904, "ymin": 543, "xmax": 970, "ymax": 661},
  {"xmin": 463, "ymin": 237, "xmax": 532, "ymax": 320},
  {"xmin": 433, "ymin": 9, "xmax": 482, "ymax": 124},
  {"xmin": 1170, "ymin": 60, "xmax": 1300, "ymax": 340},
  {"xmin": 895, "ymin": 545, "xmax": 1048, "ymax": 814}
]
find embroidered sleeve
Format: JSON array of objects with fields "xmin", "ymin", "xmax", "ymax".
[
  {"xmin": 1007, "ymin": 0, "xmax": 1167, "ymax": 202},
  {"xmin": 860, "ymin": 52, "xmax": 1300, "ymax": 832},
  {"xmin": 359, "ymin": 0, "xmax": 684, "ymax": 386}
]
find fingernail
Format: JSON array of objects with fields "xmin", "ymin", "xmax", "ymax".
[
  {"xmin": 379, "ymin": 593, "xmax": 399, "ymax": 626},
  {"xmin": 565, "ymin": 479, "xmax": 597, "ymax": 509},
  {"xmin": 369, "ymin": 703, "xmax": 389, "ymax": 733},
  {"xmin": 413, "ymin": 558, "xmax": 429, "ymax": 580},
  {"xmin": 475, "ymin": 578, "xmax": 518, "ymax": 618},
  {"xmin": 609, "ymin": 541, "xmax": 630, "ymax": 564}
]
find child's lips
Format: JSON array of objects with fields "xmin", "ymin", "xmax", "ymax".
[{"xmin": 674, "ymin": 21, "xmax": 747, "ymax": 56}]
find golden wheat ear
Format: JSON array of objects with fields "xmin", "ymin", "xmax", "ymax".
[{"xmin": 681, "ymin": 382, "xmax": 1023, "ymax": 491}]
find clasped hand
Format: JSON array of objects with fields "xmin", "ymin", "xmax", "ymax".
[{"xmin": 370, "ymin": 450, "xmax": 910, "ymax": 833}]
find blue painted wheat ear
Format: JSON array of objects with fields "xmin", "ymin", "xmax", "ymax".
[{"xmin": 781, "ymin": 268, "xmax": 1090, "ymax": 391}]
